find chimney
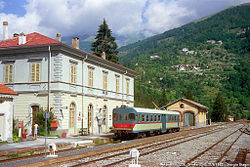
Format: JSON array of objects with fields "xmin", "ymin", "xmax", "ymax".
[
  {"xmin": 3, "ymin": 21, "xmax": 8, "ymax": 40},
  {"xmin": 101, "ymin": 51, "xmax": 106, "ymax": 59},
  {"xmin": 72, "ymin": 37, "xmax": 79, "ymax": 49},
  {"xmin": 13, "ymin": 33, "xmax": 19, "ymax": 37},
  {"xmin": 18, "ymin": 32, "xmax": 26, "ymax": 45},
  {"xmin": 56, "ymin": 33, "xmax": 61, "ymax": 41}
]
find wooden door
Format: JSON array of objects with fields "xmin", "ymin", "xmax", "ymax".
[
  {"xmin": 32, "ymin": 106, "xmax": 39, "ymax": 134},
  {"xmin": 69, "ymin": 103, "xmax": 76, "ymax": 135},
  {"xmin": 88, "ymin": 105, "xmax": 93, "ymax": 134},
  {"xmin": 183, "ymin": 112, "xmax": 194, "ymax": 126}
]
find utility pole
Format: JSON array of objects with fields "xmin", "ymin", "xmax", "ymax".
[{"xmin": 45, "ymin": 46, "xmax": 51, "ymax": 159}]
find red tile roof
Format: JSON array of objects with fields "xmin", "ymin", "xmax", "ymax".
[
  {"xmin": 182, "ymin": 98, "xmax": 209, "ymax": 109},
  {"xmin": 0, "ymin": 32, "xmax": 61, "ymax": 48},
  {"xmin": 0, "ymin": 83, "xmax": 18, "ymax": 95},
  {"xmin": 0, "ymin": 32, "xmax": 136, "ymax": 75},
  {"xmin": 236, "ymin": 119, "xmax": 249, "ymax": 122}
]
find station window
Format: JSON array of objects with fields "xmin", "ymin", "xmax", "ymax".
[
  {"xmin": 118, "ymin": 114, "xmax": 122, "ymax": 121},
  {"xmin": 142, "ymin": 114, "xmax": 145, "ymax": 122},
  {"xmin": 129, "ymin": 113, "xmax": 135, "ymax": 121},
  {"xmin": 146, "ymin": 115, "xmax": 149, "ymax": 122},
  {"xmin": 113, "ymin": 113, "xmax": 118, "ymax": 121},
  {"xmin": 124, "ymin": 113, "xmax": 128, "ymax": 121}
]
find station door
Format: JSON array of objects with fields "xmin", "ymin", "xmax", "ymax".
[{"xmin": 183, "ymin": 112, "xmax": 194, "ymax": 126}]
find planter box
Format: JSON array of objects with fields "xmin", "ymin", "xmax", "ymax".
[{"xmin": 51, "ymin": 120, "xmax": 58, "ymax": 128}]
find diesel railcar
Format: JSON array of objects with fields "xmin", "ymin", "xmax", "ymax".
[{"xmin": 112, "ymin": 107, "xmax": 180, "ymax": 138}]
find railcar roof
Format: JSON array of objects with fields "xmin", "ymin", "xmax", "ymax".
[
  {"xmin": 134, "ymin": 107, "xmax": 180, "ymax": 115},
  {"xmin": 114, "ymin": 107, "xmax": 180, "ymax": 115}
]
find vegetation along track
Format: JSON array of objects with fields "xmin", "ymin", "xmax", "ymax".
[{"xmin": 52, "ymin": 123, "xmax": 239, "ymax": 167}]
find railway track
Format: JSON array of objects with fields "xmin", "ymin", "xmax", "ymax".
[
  {"xmin": 55, "ymin": 123, "xmax": 240, "ymax": 167},
  {"xmin": 1, "ymin": 123, "xmax": 239, "ymax": 167},
  {"xmin": 185, "ymin": 123, "xmax": 249, "ymax": 166}
]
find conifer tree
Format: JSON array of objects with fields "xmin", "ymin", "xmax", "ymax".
[
  {"xmin": 159, "ymin": 88, "xmax": 169, "ymax": 107},
  {"xmin": 91, "ymin": 19, "xmax": 119, "ymax": 63},
  {"xmin": 185, "ymin": 88, "xmax": 194, "ymax": 100},
  {"xmin": 211, "ymin": 92, "xmax": 227, "ymax": 122}
]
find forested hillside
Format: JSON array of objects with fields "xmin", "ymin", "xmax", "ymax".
[{"xmin": 118, "ymin": 3, "xmax": 250, "ymax": 119}]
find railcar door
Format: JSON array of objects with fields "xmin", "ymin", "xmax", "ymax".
[{"xmin": 161, "ymin": 114, "xmax": 166, "ymax": 133}]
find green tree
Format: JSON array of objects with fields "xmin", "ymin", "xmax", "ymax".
[
  {"xmin": 159, "ymin": 88, "xmax": 169, "ymax": 107},
  {"xmin": 211, "ymin": 92, "xmax": 227, "ymax": 122},
  {"xmin": 185, "ymin": 88, "xmax": 194, "ymax": 100},
  {"xmin": 91, "ymin": 19, "xmax": 119, "ymax": 63},
  {"xmin": 34, "ymin": 107, "xmax": 54, "ymax": 136}
]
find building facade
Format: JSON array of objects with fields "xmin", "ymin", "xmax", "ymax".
[
  {"xmin": 0, "ymin": 28, "xmax": 136, "ymax": 136},
  {"xmin": 162, "ymin": 98, "xmax": 208, "ymax": 127},
  {"xmin": 0, "ymin": 83, "xmax": 18, "ymax": 142}
]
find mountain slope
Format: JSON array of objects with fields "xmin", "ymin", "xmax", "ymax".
[{"xmin": 118, "ymin": 3, "xmax": 250, "ymax": 119}]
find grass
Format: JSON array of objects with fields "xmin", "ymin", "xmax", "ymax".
[
  {"xmin": 94, "ymin": 138, "xmax": 120, "ymax": 145},
  {"xmin": 0, "ymin": 141, "xmax": 8, "ymax": 145}
]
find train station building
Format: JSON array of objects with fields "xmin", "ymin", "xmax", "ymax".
[
  {"xmin": 0, "ymin": 21, "xmax": 136, "ymax": 136},
  {"xmin": 162, "ymin": 98, "xmax": 208, "ymax": 127}
]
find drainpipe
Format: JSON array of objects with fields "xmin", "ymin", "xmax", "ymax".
[
  {"xmin": 122, "ymin": 70, "xmax": 128, "ymax": 106},
  {"xmin": 81, "ymin": 55, "xmax": 88, "ymax": 134}
]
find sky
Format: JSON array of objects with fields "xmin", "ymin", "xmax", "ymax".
[{"xmin": 0, "ymin": 0, "xmax": 249, "ymax": 40}]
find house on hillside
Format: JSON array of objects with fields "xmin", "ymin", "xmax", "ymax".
[
  {"xmin": 0, "ymin": 21, "xmax": 136, "ymax": 136},
  {"xmin": 178, "ymin": 65, "xmax": 186, "ymax": 71},
  {"xmin": 150, "ymin": 55, "xmax": 160, "ymax": 60},
  {"xmin": 0, "ymin": 83, "xmax": 18, "ymax": 142},
  {"xmin": 228, "ymin": 115, "xmax": 234, "ymax": 122},
  {"xmin": 161, "ymin": 98, "xmax": 208, "ymax": 127}
]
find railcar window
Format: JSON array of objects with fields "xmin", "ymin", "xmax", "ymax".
[
  {"xmin": 118, "ymin": 114, "xmax": 122, "ymax": 121},
  {"xmin": 154, "ymin": 115, "xmax": 157, "ymax": 122},
  {"xmin": 158, "ymin": 115, "xmax": 161, "ymax": 121},
  {"xmin": 150, "ymin": 115, "xmax": 153, "ymax": 122},
  {"xmin": 129, "ymin": 113, "xmax": 135, "ymax": 121},
  {"xmin": 113, "ymin": 113, "xmax": 118, "ymax": 121},
  {"xmin": 146, "ymin": 115, "xmax": 149, "ymax": 122},
  {"xmin": 136, "ymin": 114, "xmax": 140, "ymax": 121},
  {"xmin": 142, "ymin": 114, "xmax": 145, "ymax": 122},
  {"xmin": 124, "ymin": 114, "xmax": 128, "ymax": 121}
]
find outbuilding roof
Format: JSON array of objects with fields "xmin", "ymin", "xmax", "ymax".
[
  {"xmin": 0, "ymin": 83, "xmax": 18, "ymax": 95},
  {"xmin": 161, "ymin": 98, "xmax": 208, "ymax": 110}
]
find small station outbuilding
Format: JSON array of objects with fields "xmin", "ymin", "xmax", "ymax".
[
  {"xmin": 0, "ymin": 83, "xmax": 18, "ymax": 142},
  {"xmin": 162, "ymin": 98, "xmax": 208, "ymax": 127}
]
